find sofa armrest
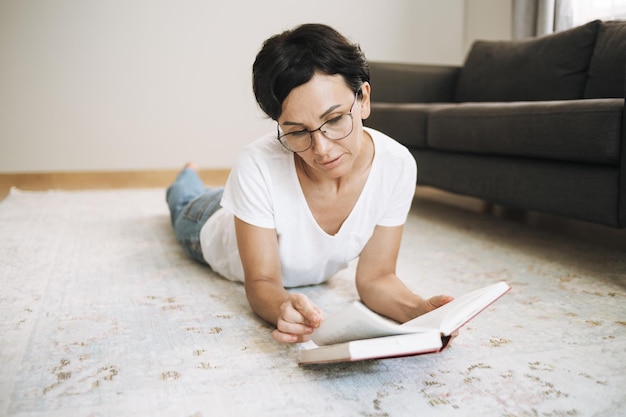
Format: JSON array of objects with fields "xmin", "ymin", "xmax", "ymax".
[{"xmin": 369, "ymin": 61, "xmax": 460, "ymax": 103}]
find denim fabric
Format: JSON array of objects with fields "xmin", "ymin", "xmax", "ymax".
[{"xmin": 166, "ymin": 168, "xmax": 224, "ymax": 263}]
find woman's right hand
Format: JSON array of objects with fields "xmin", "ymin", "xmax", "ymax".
[{"xmin": 272, "ymin": 293, "xmax": 323, "ymax": 344}]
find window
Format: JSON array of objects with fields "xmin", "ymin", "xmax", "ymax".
[{"xmin": 572, "ymin": 0, "xmax": 626, "ymax": 26}]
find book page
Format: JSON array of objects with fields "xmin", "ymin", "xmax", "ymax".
[
  {"xmin": 311, "ymin": 301, "xmax": 430, "ymax": 346},
  {"xmin": 402, "ymin": 281, "xmax": 510, "ymax": 335},
  {"xmin": 310, "ymin": 282, "xmax": 509, "ymax": 346}
]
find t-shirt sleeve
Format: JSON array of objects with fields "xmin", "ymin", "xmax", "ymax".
[
  {"xmin": 376, "ymin": 142, "xmax": 417, "ymax": 227},
  {"xmin": 220, "ymin": 147, "xmax": 276, "ymax": 229}
]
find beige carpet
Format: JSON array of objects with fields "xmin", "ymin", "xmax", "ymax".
[{"xmin": 1, "ymin": 187, "xmax": 625, "ymax": 417}]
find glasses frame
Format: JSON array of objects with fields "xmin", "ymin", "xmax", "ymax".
[{"xmin": 276, "ymin": 90, "xmax": 360, "ymax": 153}]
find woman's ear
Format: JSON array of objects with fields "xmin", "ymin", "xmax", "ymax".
[{"xmin": 359, "ymin": 82, "xmax": 372, "ymax": 120}]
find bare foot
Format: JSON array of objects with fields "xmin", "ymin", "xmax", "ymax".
[{"xmin": 184, "ymin": 162, "xmax": 199, "ymax": 171}]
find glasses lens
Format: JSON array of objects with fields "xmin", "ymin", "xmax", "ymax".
[
  {"xmin": 320, "ymin": 114, "xmax": 353, "ymax": 140},
  {"xmin": 279, "ymin": 131, "xmax": 311, "ymax": 152}
]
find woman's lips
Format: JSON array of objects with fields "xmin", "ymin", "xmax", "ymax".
[{"xmin": 317, "ymin": 154, "xmax": 343, "ymax": 168}]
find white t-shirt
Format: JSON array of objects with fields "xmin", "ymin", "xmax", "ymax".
[{"xmin": 200, "ymin": 127, "xmax": 417, "ymax": 288}]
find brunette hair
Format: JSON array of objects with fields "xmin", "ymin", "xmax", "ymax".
[{"xmin": 252, "ymin": 23, "xmax": 370, "ymax": 121}]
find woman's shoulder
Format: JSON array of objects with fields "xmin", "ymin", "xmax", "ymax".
[{"xmin": 230, "ymin": 131, "xmax": 293, "ymax": 183}]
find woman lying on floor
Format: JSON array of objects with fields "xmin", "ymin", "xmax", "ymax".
[{"xmin": 166, "ymin": 23, "xmax": 452, "ymax": 344}]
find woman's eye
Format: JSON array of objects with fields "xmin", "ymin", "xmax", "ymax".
[
  {"xmin": 325, "ymin": 115, "xmax": 343, "ymax": 126},
  {"xmin": 289, "ymin": 130, "xmax": 309, "ymax": 138}
]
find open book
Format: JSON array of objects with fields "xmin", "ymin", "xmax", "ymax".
[{"xmin": 298, "ymin": 281, "xmax": 510, "ymax": 364}]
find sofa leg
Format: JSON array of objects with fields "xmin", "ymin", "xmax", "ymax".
[
  {"xmin": 481, "ymin": 202, "xmax": 495, "ymax": 214},
  {"xmin": 481, "ymin": 202, "xmax": 528, "ymax": 223}
]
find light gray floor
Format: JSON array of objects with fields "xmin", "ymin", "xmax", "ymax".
[{"xmin": 1, "ymin": 188, "xmax": 624, "ymax": 417}]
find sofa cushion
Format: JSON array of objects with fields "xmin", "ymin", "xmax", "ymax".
[
  {"xmin": 454, "ymin": 20, "xmax": 600, "ymax": 102},
  {"xmin": 584, "ymin": 20, "xmax": 626, "ymax": 98},
  {"xmin": 369, "ymin": 62, "xmax": 460, "ymax": 103},
  {"xmin": 427, "ymin": 99, "xmax": 623, "ymax": 164},
  {"xmin": 367, "ymin": 103, "xmax": 445, "ymax": 148}
]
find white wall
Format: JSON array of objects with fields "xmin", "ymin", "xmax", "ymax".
[
  {"xmin": 0, "ymin": 0, "xmax": 511, "ymax": 173},
  {"xmin": 465, "ymin": 0, "xmax": 513, "ymax": 53}
]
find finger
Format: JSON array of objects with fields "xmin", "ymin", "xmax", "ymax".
[
  {"xmin": 279, "ymin": 302, "xmax": 301, "ymax": 322},
  {"xmin": 272, "ymin": 328, "xmax": 310, "ymax": 344},
  {"xmin": 290, "ymin": 294, "xmax": 323, "ymax": 327},
  {"xmin": 276, "ymin": 317, "xmax": 315, "ymax": 336},
  {"xmin": 279, "ymin": 301, "xmax": 312, "ymax": 328},
  {"xmin": 427, "ymin": 295, "xmax": 454, "ymax": 310},
  {"xmin": 272, "ymin": 329, "xmax": 297, "ymax": 343}
]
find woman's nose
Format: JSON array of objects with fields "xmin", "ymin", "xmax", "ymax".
[{"xmin": 310, "ymin": 130, "xmax": 333, "ymax": 153}]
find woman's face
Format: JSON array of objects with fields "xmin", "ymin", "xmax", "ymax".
[{"xmin": 278, "ymin": 73, "xmax": 371, "ymax": 180}]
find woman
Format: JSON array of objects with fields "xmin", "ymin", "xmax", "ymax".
[{"xmin": 166, "ymin": 23, "xmax": 452, "ymax": 344}]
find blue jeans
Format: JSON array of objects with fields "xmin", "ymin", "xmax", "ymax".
[{"xmin": 166, "ymin": 168, "xmax": 224, "ymax": 264}]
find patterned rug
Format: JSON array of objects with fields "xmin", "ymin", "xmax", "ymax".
[{"xmin": 1, "ymin": 188, "xmax": 624, "ymax": 417}]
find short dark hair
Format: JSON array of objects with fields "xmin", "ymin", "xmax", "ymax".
[{"xmin": 252, "ymin": 23, "xmax": 370, "ymax": 121}]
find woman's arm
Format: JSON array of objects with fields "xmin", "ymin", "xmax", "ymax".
[
  {"xmin": 234, "ymin": 216, "xmax": 322, "ymax": 343},
  {"xmin": 355, "ymin": 224, "xmax": 452, "ymax": 323}
]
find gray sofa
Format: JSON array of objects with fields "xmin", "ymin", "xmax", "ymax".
[{"xmin": 366, "ymin": 20, "xmax": 626, "ymax": 228}]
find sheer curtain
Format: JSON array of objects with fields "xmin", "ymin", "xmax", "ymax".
[
  {"xmin": 513, "ymin": 0, "xmax": 626, "ymax": 39},
  {"xmin": 571, "ymin": 0, "xmax": 626, "ymax": 25},
  {"xmin": 512, "ymin": 0, "xmax": 574, "ymax": 39}
]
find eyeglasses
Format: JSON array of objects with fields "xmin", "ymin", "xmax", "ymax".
[{"xmin": 277, "ymin": 90, "xmax": 359, "ymax": 153}]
